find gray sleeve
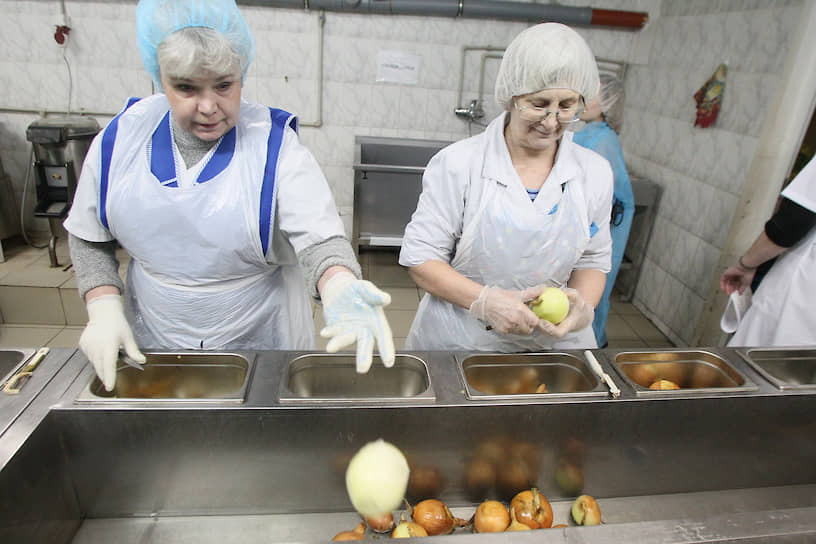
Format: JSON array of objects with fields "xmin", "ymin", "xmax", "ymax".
[
  {"xmin": 296, "ymin": 235, "xmax": 362, "ymax": 300},
  {"xmin": 68, "ymin": 233, "xmax": 124, "ymax": 300}
]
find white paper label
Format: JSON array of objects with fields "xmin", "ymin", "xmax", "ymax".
[{"xmin": 376, "ymin": 50, "xmax": 421, "ymax": 85}]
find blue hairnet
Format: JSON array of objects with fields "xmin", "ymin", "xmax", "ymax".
[{"xmin": 136, "ymin": 0, "xmax": 255, "ymax": 85}]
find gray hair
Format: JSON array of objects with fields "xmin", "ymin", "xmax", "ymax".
[{"xmin": 157, "ymin": 27, "xmax": 245, "ymax": 90}]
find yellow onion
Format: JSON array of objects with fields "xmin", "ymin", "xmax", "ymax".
[
  {"xmin": 365, "ymin": 512, "xmax": 394, "ymax": 533},
  {"xmin": 510, "ymin": 487, "xmax": 553, "ymax": 529},
  {"xmin": 332, "ymin": 521, "xmax": 366, "ymax": 541},
  {"xmin": 473, "ymin": 500, "xmax": 510, "ymax": 533},
  {"xmin": 410, "ymin": 499, "xmax": 465, "ymax": 535}
]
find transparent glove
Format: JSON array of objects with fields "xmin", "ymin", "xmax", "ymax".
[
  {"xmin": 320, "ymin": 272, "xmax": 395, "ymax": 373},
  {"xmin": 469, "ymin": 285, "xmax": 540, "ymax": 335},
  {"xmin": 537, "ymin": 287, "xmax": 594, "ymax": 339},
  {"xmin": 78, "ymin": 294, "xmax": 145, "ymax": 392}
]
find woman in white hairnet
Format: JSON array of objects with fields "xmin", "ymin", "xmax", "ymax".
[
  {"xmin": 573, "ymin": 73, "xmax": 635, "ymax": 348},
  {"xmin": 65, "ymin": 0, "xmax": 394, "ymax": 391},
  {"xmin": 399, "ymin": 23, "xmax": 613, "ymax": 351}
]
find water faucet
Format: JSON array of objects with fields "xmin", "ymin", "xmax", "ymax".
[{"xmin": 454, "ymin": 99, "xmax": 484, "ymax": 122}]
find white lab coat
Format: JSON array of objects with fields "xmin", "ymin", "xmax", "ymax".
[
  {"xmin": 399, "ymin": 112, "xmax": 613, "ymax": 351},
  {"xmin": 729, "ymin": 157, "xmax": 816, "ymax": 347},
  {"xmin": 65, "ymin": 95, "xmax": 346, "ymax": 350}
]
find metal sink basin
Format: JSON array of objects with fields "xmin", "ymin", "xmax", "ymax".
[
  {"xmin": 279, "ymin": 353, "xmax": 434, "ymax": 403},
  {"xmin": 0, "ymin": 348, "xmax": 36, "ymax": 389},
  {"xmin": 455, "ymin": 352, "xmax": 610, "ymax": 400},
  {"xmin": 75, "ymin": 352, "xmax": 254, "ymax": 403},
  {"xmin": 736, "ymin": 348, "xmax": 816, "ymax": 390},
  {"xmin": 612, "ymin": 350, "xmax": 757, "ymax": 395}
]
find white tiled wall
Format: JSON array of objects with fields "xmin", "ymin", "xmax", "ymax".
[
  {"xmin": 0, "ymin": 0, "xmax": 649, "ymax": 237},
  {"xmin": 621, "ymin": 0, "xmax": 804, "ymax": 345},
  {"xmin": 0, "ymin": 0, "xmax": 801, "ymax": 345}
]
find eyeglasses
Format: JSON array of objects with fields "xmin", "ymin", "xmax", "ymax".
[{"xmin": 514, "ymin": 97, "xmax": 584, "ymax": 124}]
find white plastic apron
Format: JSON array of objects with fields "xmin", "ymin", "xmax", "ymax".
[
  {"xmin": 728, "ymin": 158, "xmax": 816, "ymax": 347},
  {"xmin": 100, "ymin": 96, "xmax": 314, "ymax": 350},
  {"xmin": 405, "ymin": 151, "xmax": 597, "ymax": 351}
]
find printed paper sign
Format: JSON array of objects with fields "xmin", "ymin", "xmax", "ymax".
[{"xmin": 376, "ymin": 50, "xmax": 421, "ymax": 85}]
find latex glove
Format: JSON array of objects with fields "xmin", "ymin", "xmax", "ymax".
[
  {"xmin": 720, "ymin": 265, "xmax": 755, "ymax": 295},
  {"xmin": 78, "ymin": 294, "xmax": 145, "ymax": 392},
  {"xmin": 320, "ymin": 272, "xmax": 395, "ymax": 373},
  {"xmin": 469, "ymin": 285, "xmax": 540, "ymax": 335},
  {"xmin": 537, "ymin": 287, "xmax": 594, "ymax": 339}
]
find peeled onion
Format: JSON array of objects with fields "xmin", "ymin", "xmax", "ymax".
[
  {"xmin": 473, "ymin": 500, "xmax": 510, "ymax": 533},
  {"xmin": 510, "ymin": 487, "xmax": 553, "ymax": 529},
  {"xmin": 392, "ymin": 520, "xmax": 428, "ymax": 538},
  {"xmin": 332, "ymin": 522, "xmax": 366, "ymax": 541},
  {"xmin": 345, "ymin": 439, "xmax": 409, "ymax": 518}
]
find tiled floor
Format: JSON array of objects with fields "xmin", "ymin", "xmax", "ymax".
[{"xmin": 0, "ymin": 237, "xmax": 673, "ymax": 350}]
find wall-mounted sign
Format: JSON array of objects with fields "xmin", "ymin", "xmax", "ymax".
[{"xmin": 376, "ymin": 50, "xmax": 421, "ymax": 85}]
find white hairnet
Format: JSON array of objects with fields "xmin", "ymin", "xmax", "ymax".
[
  {"xmin": 599, "ymin": 73, "xmax": 625, "ymax": 132},
  {"xmin": 136, "ymin": 0, "xmax": 255, "ymax": 86},
  {"xmin": 495, "ymin": 23, "xmax": 600, "ymax": 111}
]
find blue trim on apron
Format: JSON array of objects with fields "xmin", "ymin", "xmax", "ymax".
[
  {"xmin": 589, "ymin": 221, "xmax": 599, "ymax": 237},
  {"xmin": 99, "ymin": 97, "xmax": 142, "ymax": 229},
  {"xmin": 149, "ymin": 115, "xmax": 237, "ymax": 187},
  {"xmin": 150, "ymin": 113, "xmax": 176, "ymax": 186},
  {"xmin": 259, "ymin": 108, "xmax": 297, "ymax": 255}
]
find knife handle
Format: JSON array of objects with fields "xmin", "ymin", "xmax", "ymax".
[{"xmin": 2, "ymin": 347, "xmax": 50, "ymax": 395}]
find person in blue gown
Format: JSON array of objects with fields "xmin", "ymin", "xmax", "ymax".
[{"xmin": 573, "ymin": 74, "xmax": 635, "ymax": 347}]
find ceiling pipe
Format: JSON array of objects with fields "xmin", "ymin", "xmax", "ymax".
[{"xmin": 238, "ymin": 0, "xmax": 649, "ymax": 29}]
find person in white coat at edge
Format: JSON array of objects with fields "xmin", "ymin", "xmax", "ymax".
[
  {"xmin": 64, "ymin": 0, "xmax": 394, "ymax": 391},
  {"xmin": 399, "ymin": 23, "xmax": 614, "ymax": 351},
  {"xmin": 720, "ymin": 154, "xmax": 816, "ymax": 346}
]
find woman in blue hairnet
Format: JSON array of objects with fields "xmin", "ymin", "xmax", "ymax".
[
  {"xmin": 572, "ymin": 73, "xmax": 635, "ymax": 348},
  {"xmin": 399, "ymin": 23, "xmax": 613, "ymax": 351},
  {"xmin": 65, "ymin": 0, "xmax": 394, "ymax": 391}
]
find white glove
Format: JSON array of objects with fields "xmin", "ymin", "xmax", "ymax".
[
  {"xmin": 469, "ymin": 285, "xmax": 540, "ymax": 335},
  {"xmin": 320, "ymin": 272, "xmax": 395, "ymax": 373},
  {"xmin": 537, "ymin": 287, "xmax": 594, "ymax": 339},
  {"xmin": 78, "ymin": 294, "xmax": 145, "ymax": 392}
]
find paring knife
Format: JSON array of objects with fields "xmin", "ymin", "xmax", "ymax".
[
  {"xmin": 119, "ymin": 351, "xmax": 145, "ymax": 371},
  {"xmin": 2, "ymin": 347, "xmax": 51, "ymax": 395},
  {"xmin": 584, "ymin": 349, "xmax": 621, "ymax": 398}
]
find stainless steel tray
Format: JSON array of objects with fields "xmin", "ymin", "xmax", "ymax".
[
  {"xmin": 736, "ymin": 348, "xmax": 816, "ymax": 390},
  {"xmin": 278, "ymin": 353, "xmax": 435, "ymax": 404},
  {"xmin": 610, "ymin": 350, "xmax": 757, "ymax": 395},
  {"xmin": 455, "ymin": 352, "xmax": 611, "ymax": 400},
  {"xmin": 75, "ymin": 351, "xmax": 255, "ymax": 403}
]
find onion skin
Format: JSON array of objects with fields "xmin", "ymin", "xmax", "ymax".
[
  {"xmin": 552, "ymin": 524, "xmax": 568, "ymax": 528},
  {"xmin": 365, "ymin": 512, "xmax": 394, "ymax": 533},
  {"xmin": 511, "ymin": 488, "xmax": 553, "ymax": 529},
  {"xmin": 332, "ymin": 522, "xmax": 366, "ymax": 541},
  {"xmin": 473, "ymin": 500, "xmax": 510, "ymax": 533},
  {"xmin": 411, "ymin": 499, "xmax": 462, "ymax": 535},
  {"xmin": 506, "ymin": 508, "xmax": 532, "ymax": 531},
  {"xmin": 392, "ymin": 521, "xmax": 428, "ymax": 538}
]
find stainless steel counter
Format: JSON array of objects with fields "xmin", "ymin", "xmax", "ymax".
[{"xmin": 1, "ymin": 347, "xmax": 815, "ymax": 543}]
